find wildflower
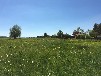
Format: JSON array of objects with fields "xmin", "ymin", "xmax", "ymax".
[
  {"xmin": 80, "ymin": 52, "xmax": 83, "ymax": 54},
  {"xmin": 32, "ymin": 61, "xmax": 34, "ymax": 63},
  {"xmin": 74, "ymin": 51, "xmax": 76, "ymax": 54},
  {"xmin": 8, "ymin": 61, "xmax": 10, "ymax": 63},
  {"xmin": 4, "ymin": 68, "xmax": 7, "ymax": 70},
  {"xmin": 83, "ymin": 48, "xmax": 85, "ymax": 50},
  {"xmin": 14, "ymin": 46, "xmax": 16, "ymax": 48},
  {"xmin": 39, "ymin": 52, "xmax": 41, "ymax": 54},
  {"xmin": 90, "ymin": 52, "xmax": 92, "ymax": 54},
  {"xmin": 22, "ymin": 44, "xmax": 24, "ymax": 46},
  {"xmin": 54, "ymin": 48, "xmax": 56, "ymax": 50},
  {"xmin": 9, "ymin": 46, "xmax": 12, "ymax": 48},
  {"xmin": 70, "ymin": 51, "xmax": 73, "ymax": 53},
  {"xmin": 48, "ymin": 73, "xmax": 51, "ymax": 76},
  {"xmin": 58, "ymin": 55, "xmax": 61, "ymax": 58},
  {"xmin": 6, "ymin": 54, "xmax": 8, "ymax": 57},
  {"xmin": 21, "ymin": 70, "xmax": 23, "ymax": 72},
  {"xmin": 57, "ymin": 46, "xmax": 60, "ymax": 49},
  {"xmin": 19, "ymin": 65, "xmax": 21, "ymax": 66},
  {"xmin": 72, "ymin": 47, "xmax": 74, "ymax": 49}
]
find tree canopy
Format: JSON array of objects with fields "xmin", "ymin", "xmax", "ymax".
[
  {"xmin": 93, "ymin": 23, "xmax": 101, "ymax": 35},
  {"xmin": 57, "ymin": 30, "xmax": 64, "ymax": 38},
  {"xmin": 72, "ymin": 27, "xmax": 84, "ymax": 36},
  {"xmin": 44, "ymin": 33, "xmax": 48, "ymax": 37},
  {"xmin": 9, "ymin": 25, "xmax": 21, "ymax": 39},
  {"xmin": 7, "ymin": 23, "xmax": 101, "ymax": 39}
]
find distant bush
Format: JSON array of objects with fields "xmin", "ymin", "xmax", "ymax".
[
  {"xmin": 51, "ymin": 35, "xmax": 58, "ymax": 38},
  {"xmin": 85, "ymin": 35, "xmax": 91, "ymax": 39},
  {"xmin": 63, "ymin": 34, "xmax": 71, "ymax": 39},
  {"xmin": 76, "ymin": 34, "xmax": 91, "ymax": 39},
  {"xmin": 76, "ymin": 34, "xmax": 85, "ymax": 39}
]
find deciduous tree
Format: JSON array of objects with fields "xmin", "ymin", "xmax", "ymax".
[{"xmin": 9, "ymin": 25, "xmax": 21, "ymax": 39}]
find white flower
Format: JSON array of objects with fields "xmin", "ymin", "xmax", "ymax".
[
  {"xmin": 14, "ymin": 46, "xmax": 16, "ymax": 48},
  {"xmin": 83, "ymin": 48, "xmax": 85, "ymax": 50},
  {"xmin": 6, "ymin": 54, "xmax": 8, "ymax": 57},
  {"xmin": 74, "ymin": 51, "xmax": 76, "ymax": 54},
  {"xmin": 21, "ymin": 70, "xmax": 23, "ymax": 72},
  {"xmin": 90, "ymin": 52, "xmax": 92, "ymax": 54},
  {"xmin": 20, "ymin": 65, "xmax": 21, "ymax": 66},
  {"xmin": 4, "ymin": 68, "xmax": 6, "ymax": 70},
  {"xmin": 8, "ymin": 61, "xmax": 10, "ymax": 63},
  {"xmin": 48, "ymin": 73, "xmax": 51, "ymax": 76},
  {"xmin": 72, "ymin": 47, "xmax": 74, "ymax": 49},
  {"xmin": 58, "ymin": 47, "xmax": 60, "ymax": 49},
  {"xmin": 32, "ymin": 61, "xmax": 34, "ymax": 63}
]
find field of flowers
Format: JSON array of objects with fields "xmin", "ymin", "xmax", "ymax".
[{"xmin": 0, "ymin": 38, "xmax": 101, "ymax": 76}]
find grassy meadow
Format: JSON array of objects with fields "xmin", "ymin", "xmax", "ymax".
[{"xmin": 0, "ymin": 38, "xmax": 101, "ymax": 76}]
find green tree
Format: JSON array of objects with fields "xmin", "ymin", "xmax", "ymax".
[
  {"xmin": 77, "ymin": 27, "xmax": 84, "ymax": 34},
  {"xmin": 93, "ymin": 23, "xmax": 101, "ymax": 35},
  {"xmin": 9, "ymin": 24, "xmax": 21, "ymax": 39},
  {"xmin": 57, "ymin": 30, "xmax": 63, "ymax": 38},
  {"xmin": 51, "ymin": 34, "xmax": 57, "ymax": 38},
  {"xmin": 89, "ymin": 30, "xmax": 98, "ymax": 38},
  {"xmin": 72, "ymin": 27, "xmax": 84, "ymax": 38},
  {"xmin": 44, "ymin": 33, "xmax": 48, "ymax": 37},
  {"xmin": 63, "ymin": 33, "xmax": 71, "ymax": 39},
  {"xmin": 77, "ymin": 27, "xmax": 80, "ymax": 32},
  {"xmin": 93, "ymin": 23, "xmax": 98, "ymax": 32},
  {"xmin": 85, "ymin": 29, "xmax": 90, "ymax": 35},
  {"xmin": 97, "ymin": 23, "xmax": 101, "ymax": 35},
  {"xmin": 72, "ymin": 30, "xmax": 79, "ymax": 37}
]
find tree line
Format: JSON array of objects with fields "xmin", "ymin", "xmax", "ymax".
[{"xmin": 9, "ymin": 23, "xmax": 101, "ymax": 39}]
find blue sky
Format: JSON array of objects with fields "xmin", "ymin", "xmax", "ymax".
[{"xmin": 0, "ymin": 0, "xmax": 101, "ymax": 37}]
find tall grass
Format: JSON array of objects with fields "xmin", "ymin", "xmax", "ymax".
[{"xmin": 0, "ymin": 38, "xmax": 101, "ymax": 76}]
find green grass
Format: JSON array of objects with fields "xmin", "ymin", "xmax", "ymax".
[{"xmin": 0, "ymin": 38, "xmax": 101, "ymax": 76}]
